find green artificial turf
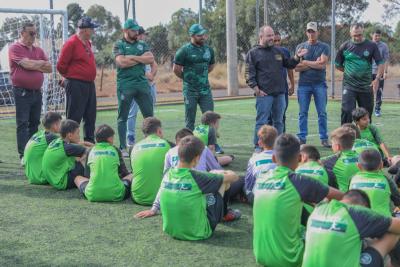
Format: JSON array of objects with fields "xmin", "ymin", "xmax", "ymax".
[{"xmin": 0, "ymin": 98, "xmax": 399, "ymax": 266}]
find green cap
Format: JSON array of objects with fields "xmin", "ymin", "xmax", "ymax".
[
  {"xmin": 188, "ymin": 24, "xmax": 207, "ymax": 36},
  {"xmin": 123, "ymin": 19, "xmax": 140, "ymax": 31}
]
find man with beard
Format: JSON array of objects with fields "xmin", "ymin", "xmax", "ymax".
[{"xmin": 113, "ymin": 19, "xmax": 155, "ymax": 156}]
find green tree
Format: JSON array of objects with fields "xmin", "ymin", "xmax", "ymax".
[
  {"xmin": 167, "ymin": 8, "xmax": 197, "ymax": 53},
  {"xmin": 147, "ymin": 24, "xmax": 170, "ymax": 64},
  {"xmin": 66, "ymin": 3, "xmax": 84, "ymax": 36}
]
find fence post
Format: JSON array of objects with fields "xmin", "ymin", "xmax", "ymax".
[
  {"xmin": 263, "ymin": 0, "xmax": 268, "ymax": 25},
  {"xmin": 39, "ymin": 15, "xmax": 48, "ymax": 114},
  {"xmin": 331, "ymin": 0, "xmax": 336, "ymax": 99},
  {"xmin": 226, "ymin": 0, "xmax": 239, "ymax": 96},
  {"xmin": 256, "ymin": 0, "xmax": 260, "ymax": 36},
  {"xmin": 199, "ymin": 0, "xmax": 203, "ymax": 24}
]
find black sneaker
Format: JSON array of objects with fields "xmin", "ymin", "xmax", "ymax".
[
  {"xmin": 321, "ymin": 140, "xmax": 331, "ymax": 148},
  {"xmin": 215, "ymin": 143, "xmax": 224, "ymax": 154}
]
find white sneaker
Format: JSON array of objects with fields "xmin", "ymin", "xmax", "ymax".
[
  {"xmin": 20, "ymin": 157, "xmax": 25, "ymax": 167},
  {"xmin": 121, "ymin": 150, "xmax": 129, "ymax": 158}
]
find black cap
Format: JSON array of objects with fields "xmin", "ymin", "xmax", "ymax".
[
  {"xmin": 138, "ymin": 26, "xmax": 147, "ymax": 35},
  {"xmin": 78, "ymin": 16, "xmax": 99, "ymax": 29}
]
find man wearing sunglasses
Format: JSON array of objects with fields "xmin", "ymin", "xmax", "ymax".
[
  {"xmin": 8, "ymin": 21, "xmax": 52, "ymax": 161},
  {"xmin": 335, "ymin": 23, "xmax": 384, "ymax": 125},
  {"xmin": 57, "ymin": 16, "xmax": 99, "ymax": 144},
  {"xmin": 295, "ymin": 22, "xmax": 331, "ymax": 148}
]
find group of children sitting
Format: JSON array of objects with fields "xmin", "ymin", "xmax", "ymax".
[{"xmin": 22, "ymin": 106, "xmax": 400, "ymax": 266}]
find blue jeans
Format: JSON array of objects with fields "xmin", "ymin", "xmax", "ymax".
[
  {"xmin": 253, "ymin": 94, "xmax": 285, "ymax": 145},
  {"xmin": 297, "ymin": 82, "xmax": 328, "ymax": 142},
  {"xmin": 127, "ymin": 83, "xmax": 157, "ymax": 139}
]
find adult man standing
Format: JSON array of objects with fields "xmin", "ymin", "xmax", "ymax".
[
  {"xmin": 335, "ymin": 23, "xmax": 384, "ymax": 125},
  {"xmin": 173, "ymin": 24, "xmax": 215, "ymax": 131},
  {"xmin": 295, "ymin": 22, "xmax": 331, "ymax": 147},
  {"xmin": 371, "ymin": 29, "xmax": 390, "ymax": 117},
  {"xmin": 245, "ymin": 25, "xmax": 307, "ymax": 150},
  {"xmin": 8, "ymin": 21, "xmax": 52, "ymax": 160},
  {"xmin": 126, "ymin": 26, "xmax": 158, "ymax": 146},
  {"xmin": 57, "ymin": 16, "xmax": 98, "ymax": 143},
  {"xmin": 113, "ymin": 19, "xmax": 154, "ymax": 155}
]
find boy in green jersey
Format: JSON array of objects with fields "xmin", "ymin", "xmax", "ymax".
[
  {"xmin": 193, "ymin": 111, "xmax": 234, "ymax": 166},
  {"xmin": 130, "ymin": 117, "xmax": 172, "ymax": 205},
  {"xmin": 42, "ymin": 120, "xmax": 92, "ymax": 190},
  {"xmin": 342, "ymin": 123, "xmax": 379, "ymax": 155},
  {"xmin": 75, "ymin": 125, "xmax": 133, "ymax": 202},
  {"xmin": 302, "ymin": 189, "xmax": 400, "ymax": 267},
  {"xmin": 349, "ymin": 149, "xmax": 400, "ymax": 217},
  {"xmin": 253, "ymin": 134, "xmax": 343, "ymax": 267},
  {"xmin": 159, "ymin": 135, "xmax": 240, "ymax": 240},
  {"xmin": 352, "ymin": 107, "xmax": 392, "ymax": 166},
  {"xmin": 322, "ymin": 126, "xmax": 359, "ymax": 192},
  {"xmin": 24, "ymin": 111, "xmax": 62, "ymax": 184}
]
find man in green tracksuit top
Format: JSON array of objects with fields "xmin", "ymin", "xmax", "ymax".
[
  {"xmin": 303, "ymin": 189, "xmax": 400, "ymax": 267},
  {"xmin": 173, "ymin": 24, "xmax": 215, "ymax": 130}
]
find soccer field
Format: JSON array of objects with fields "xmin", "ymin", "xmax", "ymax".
[{"xmin": 1, "ymin": 98, "xmax": 399, "ymax": 266}]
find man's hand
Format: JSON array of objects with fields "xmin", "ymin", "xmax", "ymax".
[
  {"xmin": 254, "ymin": 87, "xmax": 267, "ymax": 97},
  {"xmin": 288, "ymin": 83, "xmax": 295, "ymax": 96},
  {"xmin": 371, "ymin": 78, "xmax": 379, "ymax": 93},
  {"xmin": 383, "ymin": 72, "xmax": 387, "ymax": 80},
  {"xmin": 80, "ymin": 141, "xmax": 94, "ymax": 148},
  {"xmin": 135, "ymin": 209, "xmax": 157, "ymax": 218},
  {"xmin": 296, "ymin": 48, "xmax": 308, "ymax": 58}
]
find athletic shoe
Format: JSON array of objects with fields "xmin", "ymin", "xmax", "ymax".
[
  {"xmin": 215, "ymin": 143, "xmax": 224, "ymax": 154},
  {"xmin": 321, "ymin": 140, "xmax": 331, "ymax": 148},
  {"xmin": 223, "ymin": 208, "xmax": 241, "ymax": 222},
  {"xmin": 121, "ymin": 149, "xmax": 129, "ymax": 158},
  {"xmin": 375, "ymin": 111, "xmax": 381, "ymax": 117},
  {"xmin": 20, "ymin": 157, "xmax": 25, "ymax": 167},
  {"xmin": 127, "ymin": 135, "xmax": 135, "ymax": 146}
]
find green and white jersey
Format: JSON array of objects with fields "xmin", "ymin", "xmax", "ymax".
[
  {"xmin": 159, "ymin": 168, "xmax": 223, "ymax": 240},
  {"xmin": 349, "ymin": 171, "xmax": 393, "ymax": 217},
  {"xmin": 174, "ymin": 42, "xmax": 215, "ymax": 96},
  {"xmin": 193, "ymin": 124, "xmax": 216, "ymax": 146},
  {"xmin": 130, "ymin": 134, "xmax": 171, "ymax": 205},
  {"xmin": 24, "ymin": 130, "xmax": 58, "ymax": 184},
  {"xmin": 352, "ymin": 138, "xmax": 379, "ymax": 155},
  {"xmin": 253, "ymin": 166, "xmax": 329, "ymax": 267},
  {"xmin": 360, "ymin": 125, "xmax": 383, "ymax": 147},
  {"xmin": 42, "ymin": 138, "xmax": 86, "ymax": 190},
  {"xmin": 84, "ymin": 143, "xmax": 130, "ymax": 202},
  {"xmin": 322, "ymin": 150, "xmax": 359, "ymax": 192},
  {"xmin": 302, "ymin": 200, "xmax": 391, "ymax": 267}
]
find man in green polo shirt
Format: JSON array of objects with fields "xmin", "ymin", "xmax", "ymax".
[
  {"xmin": 130, "ymin": 117, "xmax": 172, "ymax": 205},
  {"xmin": 113, "ymin": 19, "xmax": 155, "ymax": 155},
  {"xmin": 173, "ymin": 24, "xmax": 215, "ymax": 130}
]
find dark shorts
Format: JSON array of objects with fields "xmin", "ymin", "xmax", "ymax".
[
  {"xmin": 79, "ymin": 179, "xmax": 131, "ymax": 200},
  {"xmin": 360, "ymin": 246, "xmax": 384, "ymax": 267},
  {"xmin": 206, "ymin": 192, "xmax": 224, "ymax": 231},
  {"xmin": 66, "ymin": 161, "xmax": 84, "ymax": 189}
]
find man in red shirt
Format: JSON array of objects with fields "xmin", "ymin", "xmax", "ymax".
[
  {"xmin": 57, "ymin": 16, "xmax": 99, "ymax": 143},
  {"xmin": 8, "ymin": 21, "xmax": 52, "ymax": 160}
]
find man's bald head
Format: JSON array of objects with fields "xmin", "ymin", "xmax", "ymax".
[{"xmin": 259, "ymin": 25, "xmax": 275, "ymax": 47}]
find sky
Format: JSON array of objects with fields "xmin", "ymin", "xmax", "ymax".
[{"xmin": 0, "ymin": 0, "xmax": 397, "ymax": 29}]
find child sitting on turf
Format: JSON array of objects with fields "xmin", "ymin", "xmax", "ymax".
[
  {"xmin": 130, "ymin": 117, "xmax": 172, "ymax": 206},
  {"xmin": 352, "ymin": 107, "xmax": 392, "ymax": 166},
  {"xmin": 24, "ymin": 111, "xmax": 62, "ymax": 185},
  {"xmin": 74, "ymin": 124, "xmax": 133, "ymax": 202},
  {"xmin": 349, "ymin": 149, "xmax": 400, "ymax": 217},
  {"xmin": 159, "ymin": 135, "xmax": 240, "ymax": 240},
  {"xmin": 296, "ymin": 144, "xmax": 331, "ymax": 186},
  {"xmin": 244, "ymin": 125, "xmax": 277, "ymax": 204},
  {"xmin": 42, "ymin": 119, "xmax": 92, "ymax": 190},
  {"xmin": 252, "ymin": 134, "xmax": 343, "ymax": 267},
  {"xmin": 321, "ymin": 126, "xmax": 359, "ymax": 192},
  {"xmin": 193, "ymin": 111, "xmax": 234, "ymax": 166},
  {"xmin": 342, "ymin": 123, "xmax": 379, "ymax": 155}
]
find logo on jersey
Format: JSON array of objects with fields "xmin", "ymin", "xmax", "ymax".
[
  {"xmin": 256, "ymin": 180, "xmax": 285, "ymax": 190},
  {"xmin": 203, "ymin": 49, "xmax": 211, "ymax": 60},
  {"xmin": 137, "ymin": 44, "xmax": 143, "ymax": 51},
  {"xmin": 310, "ymin": 219, "xmax": 347, "ymax": 233},
  {"xmin": 275, "ymin": 54, "xmax": 283, "ymax": 61},
  {"xmin": 363, "ymin": 50, "xmax": 370, "ymax": 57},
  {"xmin": 360, "ymin": 253, "xmax": 372, "ymax": 265}
]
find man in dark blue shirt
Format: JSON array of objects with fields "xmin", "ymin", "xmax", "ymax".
[{"xmin": 295, "ymin": 22, "xmax": 331, "ymax": 148}]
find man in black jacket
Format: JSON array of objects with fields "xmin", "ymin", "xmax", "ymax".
[{"xmin": 245, "ymin": 26, "xmax": 307, "ymax": 150}]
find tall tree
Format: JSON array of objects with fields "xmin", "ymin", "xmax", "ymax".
[
  {"xmin": 66, "ymin": 3, "xmax": 84, "ymax": 36},
  {"xmin": 147, "ymin": 24, "xmax": 170, "ymax": 64}
]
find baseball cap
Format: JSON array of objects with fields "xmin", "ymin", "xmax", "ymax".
[
  {"xmin": 188, "ymin": 24, "xmax": 207, "ymax": 36},
  {"xmin": 123, "ymin": 19, "xmax": 140, "ymax": 31},
  {"xmin": 306, "ymin": 22, "xmax": 318, "ymax": 32},
  {"xmin": 78, "ymin": 16, "xmax": 99, "ymax": 29}
]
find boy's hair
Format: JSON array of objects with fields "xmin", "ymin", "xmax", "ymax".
[
  {"xmin": 373, "ymin": 29, "xmax": 382, "ymax": 35},
  {"xmin": 300, "ymin": 144, "xmax": 320, "ymax": 161},
  {"xmin": 342, "ymin": 123, "xmax": 361, "ymax": 139},
  {"xmin": 352, "ymin": 107, "xmax": 369, "ymax": 122},
  {"xmin": 274, "ymin": 134, "xmax": 300, "ymax": 163},
  {"xmin": 343, "ymin": 189, "xmax": 371, "ymax": 208},
  {"xmin": 175, "ymin": 128, "xmax": 193, "ymax": 143},
  {"xmin": 258, "ymin": 125, "xmax": 278, "ymax": 148},
  {"xmin": 42, "ymin": 111, "xmax": 62, "ymax": 130},
  {"xmin": 358, "ymin": 149, "xmax": 382, "ymax": 171},
  {"xmin": 201, "ymin": 111, "xmax": 221, "ymax": 125},
  {"xmin": 60, "ymin": 119, "xmax": 80, "ymax": 139},
  {"xmin": 142, "ymin": 117, "xmax": 162, "ymax": 136},
  {"xmin": 95, "ymin": 124, "xmax": 115, "ymax": 143},
  {"xmin": 178, "ymin": 136, "xmax": 205, "ymax": 163},
  {"xmin": 330, "ymin": 127, "xmax": 355, "ymax": 150}
]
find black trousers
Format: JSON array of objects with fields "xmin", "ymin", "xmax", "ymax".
[
  {"xmin": 65, "ymin": 79, "xmax": 97, "ymax": 143},
  {"xmin": 13, "ymin": 87, "xmax": 42, "ymax": 158},
  {"xmin": 372, "ymin": 74, "xmax": 385, "ymax": 112},
  {"xmin": 341, "ymin": 86, "xmax": 374, "ymax": 125}
]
